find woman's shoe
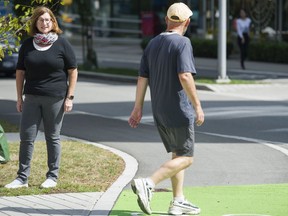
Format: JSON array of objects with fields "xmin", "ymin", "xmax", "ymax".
[{"xmin": 4, "ymin": 179, "xmax": 28, "ymax": 189}]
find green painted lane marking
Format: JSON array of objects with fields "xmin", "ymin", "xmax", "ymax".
[
  {"xmin": 223, "ymin": 214, "xmax": 272, "ymax": 216},
  {"xmin": 111, "ymin": 184, "xmax": 288, "ymax": 216}
]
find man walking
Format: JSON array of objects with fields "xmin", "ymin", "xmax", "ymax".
[{"xmin": 128, "ymin": 2, "xmax": 204, "ymax": 215}]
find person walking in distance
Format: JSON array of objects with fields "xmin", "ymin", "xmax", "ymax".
[
  {"xmin": 128, "ymin": 2, "xmax": 204, "ymax": 215},
  {"xmin": 4, "ymin": 6, "xmax": 78, "ymax": 189},
  {"xmin": 236, "ymin": 9, "xmax": 251, "ymax": 69}
]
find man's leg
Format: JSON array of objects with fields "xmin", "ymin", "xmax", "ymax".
[
  {"xmin": 170, "ymin": 153, "xmax": 190, "ymax": 198},
  {"xmin": 131, "ymin": 155, "xmax": 192, "ymax": 215},
  {"xmin": 168, "ymin": 155, "xmax": 201, "ymax": 215},
  {"xmin": 150, "ymin": 154, "xmax": 193, "ymax": 185},
  {"xmin": 132, "ymin": 125, "xmax": 195, "ymax": 214}
]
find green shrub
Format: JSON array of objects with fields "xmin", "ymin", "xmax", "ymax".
[
  {"xmin": 248, "ymin": 41, "xmax": 288, "ymax": 63},
  {"xmin": 140, "ymin": 37, "xmax": 234, "ymax": 58},
  {"xmin": 191, "ymin": 38, "xmax": 234, "ymax": 58}
]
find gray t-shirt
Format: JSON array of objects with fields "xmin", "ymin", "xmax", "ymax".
[{"xmin": 139, "ymin": 32, "xmax": 196, "ymax": 127}]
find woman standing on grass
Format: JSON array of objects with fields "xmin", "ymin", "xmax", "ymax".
[{"xmin": 4, "ymin": 6, "xmax": 78, "ymax": 189}]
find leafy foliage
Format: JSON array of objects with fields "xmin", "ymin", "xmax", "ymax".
[
  {"xmin": 0, "ymin": 0, "xmax": 65, "ymax": 61},
  {"xmin": 248, "ymin": 41, "xmax": 288, "ymax": 63},
  {"xmin": 140, "ymin": 37, "xmax": 234, "ymax": 59},
  {"xmin": 73, "ymin": 0, "xmax": 98, "ymax": 68}
]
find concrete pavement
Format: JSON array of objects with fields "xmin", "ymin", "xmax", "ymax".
[
  {"xmin": 0, "ymin": 39, "xmax": 288, "ymax": 215},
  {"xmin": 1, "ymin": 133, "xmax": 138, "ymax": 216}
]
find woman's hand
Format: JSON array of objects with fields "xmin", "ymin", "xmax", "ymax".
[
  {"xmin": 16, "ymin": 98, "xmax": 23, "ymax": 113},
  {"xmin": 64, "ymin": 98, "xmax": 73, "ymax": 112}
]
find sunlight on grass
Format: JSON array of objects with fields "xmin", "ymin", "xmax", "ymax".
[
  {"xmin": 0, "ymin": 140, "xmax": 125, "ymax": 196},
  {"xmin": 78, "ymin": 67, "xmax": 263, "ymax": 84},
  {"xmin": 195, "ymin": 78, "xmax": 262, "ymax": 84}
]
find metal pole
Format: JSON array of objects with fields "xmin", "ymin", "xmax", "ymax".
[
  {"xmin": 278, "ymin": 0, "xmax": 283, "ymax": 41},
  {"xmin": 202, "ymin": 0, "xmax": 207, "ymax": 37},
  {"xmin": 211, "ymin": 0, "xmax": 214, "ymax": 35},
  {"xmin": 217, "ymin": 0, "xmax": 230, "ymax": 82}
]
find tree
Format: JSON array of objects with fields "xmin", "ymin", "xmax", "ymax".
[
  {"xmin": 1, "ymin": 0, "xmax": 98, "ymax": 69},
  {"xmin": 0, "ymin": 0, "xmax": 64, "ymax": 60},
  {"xmin": 74, "ymin": 0, "xmax": 98, "ymax": 69}
]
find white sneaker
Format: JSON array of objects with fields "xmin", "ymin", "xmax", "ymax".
[
  {"xmin": 4, "ymin": 179, "xmax": 28, "ymax": 189},
  {"xmin": 131, "ymin": 178, "xmax": 153, "ymax": 215},
  {"xmin": 40, "ymin": 179, "xmax": 57, "ymax": 188},
  {"xmin": 168, "ymin": 199, "xmax": 201, "ymax": 215}
]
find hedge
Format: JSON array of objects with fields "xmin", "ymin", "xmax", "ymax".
[
  {"xmin": 140, "ymin": 37, "xmax": 234, "ymax": 58},
  {"xmin": 191, "ymin": 38, "xmax": 234, "ymax": 58},
  {"xmin": 248, "ymin": 41, "xmax": 288, "ymax": 63}
]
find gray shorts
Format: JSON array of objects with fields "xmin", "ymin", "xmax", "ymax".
[{"xmin": 156, "ymin": 124, "xmax": 195, "ymax": 157}]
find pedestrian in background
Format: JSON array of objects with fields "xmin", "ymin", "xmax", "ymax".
[
  {"xmin": 128, "ymin": 2, "xmax": 204, "ymax": 215},
  {"xmin": 236, "ymin": 9, "xmax": 251, "ymax": 70},
  {"xmin": 5, "ymin": 6, "xmax": 78, "ymax": 189}
]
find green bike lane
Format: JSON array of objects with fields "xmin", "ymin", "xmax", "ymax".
[{"xmin": 111, "ymin": 184, "xmax": 288, "ymax": 216}]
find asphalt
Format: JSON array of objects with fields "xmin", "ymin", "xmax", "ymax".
[{"xmin": 0, "ymin": 39, "xmax": 288, "ymax": 216}]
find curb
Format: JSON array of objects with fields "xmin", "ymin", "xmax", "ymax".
[
  {"xmin": 80, "ymin": 71, "xmax": 137, "ymax": 83},
  {"xmin": 67, "ymin": 137, "xmax": 138, "ymax": 216},
  {"xmin": 4, "ymin": 133, "xmax": 139, "ymax": 216},
  {"xmin": 79, "ymin": 71, "xmax": 214, "ymax": 91}
]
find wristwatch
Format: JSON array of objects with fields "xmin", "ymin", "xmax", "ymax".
[{"xmin": 66, "ymin": 95, "xmax": 74, "ymax": 100}]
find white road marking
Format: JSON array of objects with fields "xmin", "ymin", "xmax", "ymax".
[{"xmin": 200, "ymin": 131, "xmax": 288, "ymax": 156}]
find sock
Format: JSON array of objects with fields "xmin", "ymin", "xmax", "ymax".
[
  {"xmin": 174, "ymin": 196, "xmax": 185, "ymax": 203},
  {"xmin": 145, "ymin": 178, "xmax": 155, "ymax": 189}
]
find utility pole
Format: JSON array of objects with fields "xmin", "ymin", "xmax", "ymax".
[
  {"xmin": 278, "ymin": 0, "xmax": 283, "ymax": 41},
  {"xmin": 202, "ymin": 0, "xmax": 207, "ymax": 37},
  {"xmin": 217, "ymin": 0, "xmax": 230, "ymax": 83}
]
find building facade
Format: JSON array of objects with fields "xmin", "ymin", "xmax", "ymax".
[{"xmin": 64, "ymin": 0, "xmax": 287, "ymax": 40}]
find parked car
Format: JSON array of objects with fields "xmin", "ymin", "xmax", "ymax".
[
  {"xmin": 0, "ymin": 52, "xmax": 18, "ymax": 77},
  {"xmin": 0, "ymin": 40, "xmax": 19, "ymax": 77}
]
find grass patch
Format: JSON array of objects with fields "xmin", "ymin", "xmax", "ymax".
[
  {"xmin": 0, "ymin": 140, "xmax": 125, "ymax": 196},
  {"xmin": 195, "ymin": 77, "xmax": 261, "ymax": 84},
  {"xmin": 0, "ymin": 120, "xmax": 19, "ymax": 132},
  {"xmin": 79, "ymin": 66, "xmax": 261, "ymax": 84}
]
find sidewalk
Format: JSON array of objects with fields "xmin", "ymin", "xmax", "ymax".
[{"xmin": 0, "ymin": 132, "xmax": 138, "ymax": 216}]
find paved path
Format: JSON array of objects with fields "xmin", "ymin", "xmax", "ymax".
[
  {"xmin": 203, "ymin": 81, "xmax": 288, "ymax": 101},
  {"xmin": 0, "ymin": 38, "xmax": 287, "ymax": 215},
  {"xmin": 1, "ymin": 77, "xmax": 287, "ymax": 215}
]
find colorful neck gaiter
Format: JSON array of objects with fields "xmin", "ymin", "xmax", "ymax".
[{"xmin": 33, "ymin": 32, "xmax": 58, "ymax": 46}]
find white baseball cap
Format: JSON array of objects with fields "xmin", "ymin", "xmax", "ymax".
[{"xmin": 167, "ymin": 2, "xmax": 193, "ymax": 23}]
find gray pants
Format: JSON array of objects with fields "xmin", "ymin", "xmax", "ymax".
[{"xmin": 17, "ymin": 95, "xmax": 65, "ymax": 183}]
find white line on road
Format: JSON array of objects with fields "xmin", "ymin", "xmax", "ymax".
[
  {"xmin": 199, "ymin": 131, "xmax": 288, "ymax": 157},
  {"xmin": 69, "ymin": 111, "xmax": 288, "ymax": 157}
]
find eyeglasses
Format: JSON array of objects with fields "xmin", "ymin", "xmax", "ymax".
[{"xmin": 38, "ymin": 18, "xmax": 52, "ymax": 23}]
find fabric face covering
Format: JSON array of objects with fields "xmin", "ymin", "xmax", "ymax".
[{"xmin": 33, "ymin": 32, "xmax": 58, "ymax": 46}]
